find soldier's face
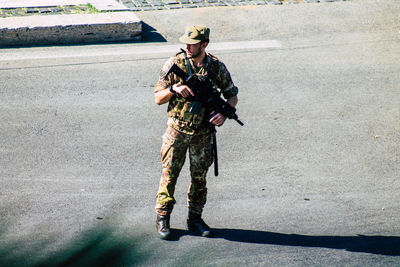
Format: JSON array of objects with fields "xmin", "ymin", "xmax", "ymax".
[{"xmin": 186, "ymin": 42, "xmax": 207, "ymax": 59}]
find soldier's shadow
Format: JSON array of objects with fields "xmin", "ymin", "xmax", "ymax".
[{"xmin": 169, "ymin": 228, "xmax": 400, "ymax": 256}]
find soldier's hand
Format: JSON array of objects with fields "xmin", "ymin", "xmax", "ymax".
[
  {"xmin": 173, "ymin": 84, "xmax": 194, "ymax": 98},
  {"xmin": 209, "ymin": 112, "xmax": 227, "ymax": 127}
]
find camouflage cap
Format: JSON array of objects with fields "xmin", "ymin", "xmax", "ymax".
[{"xmin": 179, "ymin": 25, "xmax": 210, "ymax": 44}]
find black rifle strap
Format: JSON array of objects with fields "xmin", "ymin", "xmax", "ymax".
[
  {"xmin": 181, "ymin": 50, "xmax": 218, "ymax": 176},
  {"xmin": 211, "ymin": 127, "xmax": 218, "ymax": 176},
  {"xmin": 180, "ymin": 48, "xmax": 193, "ymax": 75}
]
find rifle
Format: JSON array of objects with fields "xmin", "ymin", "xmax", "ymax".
[{"xmin": 163, "ymin": 63, "xmax": 244, "ymax": 126}]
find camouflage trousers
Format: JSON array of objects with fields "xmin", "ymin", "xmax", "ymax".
[{"xmin": 155, "ymin": 126, "xmax": 213, "ymax": 216}]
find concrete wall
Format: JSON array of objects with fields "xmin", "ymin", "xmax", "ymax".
[{"xmin": 0, "ymin": 12, "xmax": 142, "ymax": 46}]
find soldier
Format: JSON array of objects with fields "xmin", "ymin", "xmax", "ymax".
[{"xmin": 154, "ymin": 25, "xmax": 239, "ymax": 239}]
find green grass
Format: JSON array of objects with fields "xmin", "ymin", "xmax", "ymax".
[
  {"xmin": 86, "ymin": 3, "xmax": 100, "ymax": 13},
  {"xmin": 0, "ymin": 4, "xmax": 101, "ymax": 18}
]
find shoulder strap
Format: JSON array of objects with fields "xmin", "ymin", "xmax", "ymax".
[
  {"xmin": 180, "ymin": 49, "xmax": 193, "ymax": 75},
  {"xmin": 205, "ymin": 54, "xmax": 219, "ymax": 82}
]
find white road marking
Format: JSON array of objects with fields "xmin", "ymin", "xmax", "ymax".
[
  {"xmin": 209, "ymin": 40, "xmax": 281, "ymax": 51},
  {"xmin": 0, "ymin": 40, "xmax": 281, "ymax": 62}
]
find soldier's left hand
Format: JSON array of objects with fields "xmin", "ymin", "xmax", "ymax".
[{"xmin": 209, "ymin": 112, "xmax": 227, "ymax": 126}]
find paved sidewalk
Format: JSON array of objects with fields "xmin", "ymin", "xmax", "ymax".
[
  {"xmin": 0, "ymin": 0, "xmax": 347, "ymax": 17},
  {"xmin": 0, "ymin": 0, "xmax": 348, "ymax": 46},
  {"xmin": 121, "ymin": 0, "xmax": 345, "ymax": 11}
]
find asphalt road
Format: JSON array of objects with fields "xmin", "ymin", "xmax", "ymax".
[{"xmin": 1, "ymin": 0, "xmax": 399, "ymax": 266}]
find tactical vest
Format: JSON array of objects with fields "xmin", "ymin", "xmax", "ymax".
[{"xmin": 167, "ymin": 52, "xmax": 220, "ymax": 135}]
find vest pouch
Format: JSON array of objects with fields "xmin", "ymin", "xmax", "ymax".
[
  {"xmin": 180, "ymin": 102, "xmax": 194, "ymax": 122},
  {"xmin": 192, "ymin": 107, "xmax": 206, "ymax": 125}
]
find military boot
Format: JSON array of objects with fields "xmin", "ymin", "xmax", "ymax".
[
  {"xmin": 186, "ymin": 212, "xmax": 212, "ymax": 237},
  {"xmin": 156, "ymin": 214, "xmax": 171, "ymax": 240}
]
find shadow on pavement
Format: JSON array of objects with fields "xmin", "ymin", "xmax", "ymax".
[
  {"xmin": 170, "ymin": 228, "xmax": 400, "ymax": 256},
  {"xmin": 141, "ymin": 22, "xmax": 167, "ymax": 43},
  {"xmin": 0, "ymin": 225, "xmax": 148, "ymax": 267},
  {"xmin": 2, "ymin": 225, "xmax": 398, "ymax": 266},
  {"xmin": 37, "ymin": 229, "xmax": 134, "ymax": 267}
]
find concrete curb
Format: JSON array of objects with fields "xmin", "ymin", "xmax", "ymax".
[{"xmin": 0, "ymin": 12, "xmax": 141, "ymax": 47}]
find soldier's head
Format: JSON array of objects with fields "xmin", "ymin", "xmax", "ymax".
[{"xmin": 179, "ymin": 25, "xmax": 210, "ymax": 59}]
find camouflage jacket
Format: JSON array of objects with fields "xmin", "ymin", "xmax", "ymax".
[{"xmin": 155, "ymin": 52, "xmax": 238, "ymax": 135}]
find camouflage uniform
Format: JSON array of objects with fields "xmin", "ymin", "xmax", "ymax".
[{"xmin": 155, "ymin": 51, "xmax": 238, "ymax": 216}]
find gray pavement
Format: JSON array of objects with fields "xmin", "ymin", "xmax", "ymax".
[{"xmin": 1, "ymin": 0, "xmax": 400, "ymax": 266}]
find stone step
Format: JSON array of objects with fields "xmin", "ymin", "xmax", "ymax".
[{"xmin": 0, "ymin": 12, "xmax": 141, "ymax": 46}]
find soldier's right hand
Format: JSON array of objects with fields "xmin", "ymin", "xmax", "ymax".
[{"xmin": 173, "ymin": 84, "xmax": 194, "ymax": 98}]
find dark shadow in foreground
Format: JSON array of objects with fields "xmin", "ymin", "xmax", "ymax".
[
  {"xmin": 2, "ymin": 225, "xmax": 398, "ymax": 266},
  {"xmin": 169, "ymin": 228, "xmax": 400, "ymax": 256},
  {"xmin": 0, "ymin": 226, "xmax": 147, "ymax": 267}
]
